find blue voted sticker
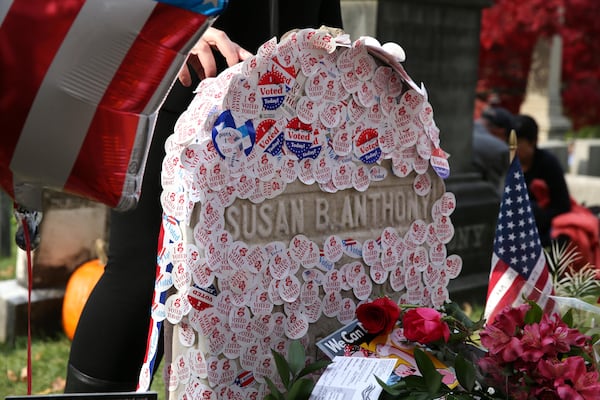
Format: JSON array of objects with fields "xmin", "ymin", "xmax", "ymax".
[
  {"xmin": 212, "ymin": 110, "xmax": 255, "ymax": 159},
  {"xmin": 255, "ymin": 119, "xmax": 284, "ymax": 156}
]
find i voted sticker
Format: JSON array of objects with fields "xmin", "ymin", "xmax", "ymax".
[
  {"xmin": 323, "ymin": 235, "xmax": 344, "ymax": 262},
  {"xmin": 440, "ymin": 192, "xmax": 457, "ymax": 216},
  {"xmin": 332, "ymin": 127, "xmax": 352, "ymax": 156},
  {"xmin": 255, "ymin": 118, "xmax": 284, "ymax": 156},
  {"xmin": 413, "ymin": 172, "xmax": 432, "ymax": 196},
  {"xmin": 354, "ymin": 127, "xmax": 381, "ymax": 164},
  {"xmin": 369, "ymin": 165, "xmax": 387, "ymax": 181},
  {"xmin": 257, "ymin": 70, "xmax": 288, "ymax": 111},
  {"xmin": 430, "ymin": 147, "xmax": 450, "ymax": 179},
  {"xmin": 284, "ymin": 117, "xmax": 313, "ymax": 158}
]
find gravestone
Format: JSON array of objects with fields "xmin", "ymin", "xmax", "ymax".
[
  {"xmin": 377, "ymin": 0, "xmax": 499, "ymax": 303},
  {"xmin": 140, "ymin": 28, "xmax": 466, "ymax": 399},
  {"xmin": 0, "ymin": 191, "xmax": 108, "ymax": 344},
  {"xmin": 16, "ymin": 192, "xmax": 109, "ymax": 288}
]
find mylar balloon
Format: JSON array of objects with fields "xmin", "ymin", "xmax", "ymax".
[{"xmin": 0, "ymin": 0, "xmax": 227, "ymax": 211}]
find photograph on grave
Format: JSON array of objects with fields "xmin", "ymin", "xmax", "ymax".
[{"xmin": 138, "ymin": 27, "xmax": 462, "ymax": 399}]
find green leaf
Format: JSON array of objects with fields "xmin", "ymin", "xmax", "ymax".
[
  {"xmin": 298, "ymin": 359, "xmax": 332, "ymax": 378},
  {"xmin": 264, "ymin": 376, "xmax": 284, "ymax": 400},
  {"xmin": 413, "ymin": 348, "xmax": 442, "ymax": 394},
  {"xmin": 287, "ymin": 340, "xmax": 306, "ymax": 377},
  {"xmin": 271, "ymin": 349, "xmax": 291, "ymax": 388},
  {"xmin": 287, "ymin": 378, "xmax": 315, "ymax": 400},
  {"xmin": 562, "ymin": 308, "xmax": 574, "ymax": 327},
  {"xmin": 402, "ymin": 375, "xmax": 428, "ymax": 390},
  {"xmin": 376, "ymin": 375, "xmax": 407, "ymax": 396},
  {"xmin": 524, "ymin": 300, "xmax": 543, "ymax": 324},
  {"xmin": 454, "ymin": 353, "xmax": 475, "ymax": 391},
  {"xmin": 444, "ymin": 301, "xmax": 476, "ymax": 329},
  {"xmin": 405, "ymin": 391, "xmax": 434, "ymax": 400}
]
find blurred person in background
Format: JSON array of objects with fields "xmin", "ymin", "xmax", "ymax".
[
  {"xmin": 472, "ymin": 106, "xmax": 515, "ymax": 196},
  {"xmin": 514, "ymin": 114, "xmax": 571, "ymax": 247}
]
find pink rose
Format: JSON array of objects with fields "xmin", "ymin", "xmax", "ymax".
[
  {"xmin": 356, "ymin": 297, "xmax": 400, "ymax": 335},
  {"xmin": 402, "ymin": 308, "xmax": 450, "ymax": 344}
]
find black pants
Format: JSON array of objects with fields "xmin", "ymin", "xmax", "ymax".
[{"xmin": 65, "ymin": 81, "xmax": 194, "ymax": 392}]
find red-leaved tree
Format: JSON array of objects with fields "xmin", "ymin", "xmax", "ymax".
[
  {"xmin": 478, "ymin": 0, "xmax": 600, "ymax": 130},
  {"xmin": 478, "ymin": 0, "xmax": 562, "ymax": 113},
  {"xmin": 561, "ymin": 0, "xmax": 600, "ymax": 130}
]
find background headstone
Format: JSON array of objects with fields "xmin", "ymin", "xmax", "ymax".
[{"xmin": 377, "ymin": 0, "xmax": 497, "ymax": 304}]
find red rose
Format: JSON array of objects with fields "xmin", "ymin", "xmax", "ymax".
[
  {"xmin": 356, "ymin": 297, "xmax": 400, "ymax": 335},
  {"xmin": 402, "ymin": 308, "xmax": 450, "ymax": 344}
]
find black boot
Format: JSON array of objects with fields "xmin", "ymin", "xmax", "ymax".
[{"xmin": 64, "ymin": 364, "xmax": 137, "ymax": 393}]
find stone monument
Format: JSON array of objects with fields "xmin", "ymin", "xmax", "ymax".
[
  {"xmin": 139, "ymin": 28, "xmax": 466, "ymax": 399},
  {"xmin": 377, "ymin": 0, "xmax": 498, "ymax": 303}
]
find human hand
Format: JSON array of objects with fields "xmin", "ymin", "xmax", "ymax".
[{"xmin": 178, "ymin": 27, "xmax": 252, "ymax": 86}]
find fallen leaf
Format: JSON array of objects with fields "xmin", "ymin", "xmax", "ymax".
[
  {"xmin": 52, "ymin": 377, "xmax": 66, "ymax": 391},
  {"xmin": 36, "ymin": 377, "xmax": 66, "ymax": 395},
  {"xmin": 20, "ymin": 366, "xmax": 28, "ymax": 381},
  {"xmin": 7, "ymin": 369, "xmax": 17, "ymax": 382}
]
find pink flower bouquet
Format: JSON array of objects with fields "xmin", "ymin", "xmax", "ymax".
[{"xmin": 354, "ymin": 298, "xmax": 600, "ymax": 400}]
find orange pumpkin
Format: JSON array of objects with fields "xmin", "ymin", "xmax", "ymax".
[{"xmin": 62, "ymin": 258, "xmax": 104, "ymax": 340}]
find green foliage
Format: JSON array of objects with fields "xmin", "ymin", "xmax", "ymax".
[
  {"xmin": 377, "ymin": 345, "xmax": 501, "ymax": 400},
  {"xmin": 524, "ymin": 300, "xmax": 543, "ymax": 324},
  {"xmin": 547, "ymin": 240, "xmax": 600, "ymax": 299},
  {"xmin": 566, "ymin": 125, "xmax": 600, "ymax": 139},
  {"xmin": 454, "ymin": 354, "xmax": 475, "ymax": 392},
  {"xmin": 266, "ymin": 340, "xmax": 331, "ymax": 400}
]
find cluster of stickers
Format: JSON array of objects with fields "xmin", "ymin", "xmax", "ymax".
[
  {"xmin": 160, "ymin": 28, "xmax": 450, "ymax": 227},
  {"xmin": 139, "ymin": 28, "xmax": 461, "ymax": 399}
]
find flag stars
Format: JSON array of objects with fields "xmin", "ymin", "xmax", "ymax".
[
  {"xmin": 509, "ymin": 245, "xmax": 517, "ymax": 253},
  {"xmin": 518, "ymin": 207, "xmax": 525, "ymax": 215},
  {"xmin": 513, "ymin": 171, "xmax": 521, "ymax": 180},
  {"xmin": 521, "ymin": 255, "xmax": 528, "ymax": 263},
  {"xmin": 516, "ymin": 195, "xmax": 523, "ymax": 203},
  {"xmin": 508, "ymin": 233, "xmax": 516, "ymax": 241}
]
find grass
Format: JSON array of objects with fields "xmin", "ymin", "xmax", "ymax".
[
  {"xmin": 1, "ymin": 332, "xmax": 166, "ymax": 397},
  {"xmin": 1, "ymin": 334, "xmax": 71, "ymax": 396},
  {"xmin": 0, "ymin": 212, "xmax": 166, "ymax": 398}
]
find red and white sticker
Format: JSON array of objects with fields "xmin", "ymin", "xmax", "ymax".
[
  {"xmin": 413, "ymin": 172, "xmax": 432, "ymax": 196},
  {"xmin": 323, "ymin": 235, "xmax": 344, "ymax": 262}
]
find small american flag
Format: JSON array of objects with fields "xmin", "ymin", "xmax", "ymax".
[{"xmin": 484, "ymin": 157, "xmax": 556, "ymax": 323}]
